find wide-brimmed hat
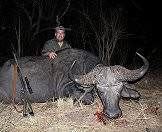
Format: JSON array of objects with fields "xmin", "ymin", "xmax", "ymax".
[{"xmin": 54, "ymin": 26, "xmax": 71, "ymax": 31}]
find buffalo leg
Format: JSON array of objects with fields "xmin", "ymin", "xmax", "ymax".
[
  {"xmin": 81, "ymin": 90, "xmax": 94, "ymax": 105},
  {"xmin": 73, "ymin": 88, "xmax": 94, "ymax": 105}
]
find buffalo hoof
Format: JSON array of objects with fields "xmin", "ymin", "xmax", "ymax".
[
  {"xmin": 81, "ymin": 92, "xmax": 94, "ymax": 105},
  {"xmin": 73, "ymin": 90, "xmax": 94, "ymax": 105}
]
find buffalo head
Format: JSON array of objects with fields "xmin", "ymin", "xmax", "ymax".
[{"xmin": 69, "ymin": 52, "xmax": 149, "ymax": 119}]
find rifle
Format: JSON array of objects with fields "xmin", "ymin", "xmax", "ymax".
[{"xmin": 12, "ymin": 52, "xmax": 34, "ymax": 117}]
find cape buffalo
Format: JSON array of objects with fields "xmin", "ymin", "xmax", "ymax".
[
  {"xmin": 0, "ymin": 49, "xmax": 148, "ymax": 119},
  {"xmin": 70, "ymin": 52, "xmax": 149, "ymax": 119},
  {"xmin": 0, "ymin": 49, "xmax": 100, "ymax": 104}
]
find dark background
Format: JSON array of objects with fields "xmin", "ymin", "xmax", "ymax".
[{"xmin": 0, "ymin": 0, "xmax": 161, "ymax": 68}]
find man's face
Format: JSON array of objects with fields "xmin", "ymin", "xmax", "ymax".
[{"xmin": 55, "ymin": 29, "xmax": 65, "ymax": 42}]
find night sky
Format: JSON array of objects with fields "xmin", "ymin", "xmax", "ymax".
[{"xmin": 0, "ymin": 0, "xmax": 161, "ymax": 67}]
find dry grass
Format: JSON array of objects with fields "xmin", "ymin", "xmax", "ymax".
[
  {"xmin": 0, "ymin": 96, "xmax": 161, "ymax": 132},
  {"xmin": 0, "ymin": 70, "xmax": 162, "ymax": 132}
]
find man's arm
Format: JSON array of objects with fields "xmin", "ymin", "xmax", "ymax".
[
  {"xmin": 42, "ymin": 41, "xmax": 54, "ymax": 55},
  {"xmin": 42, "ymin": 42, "xmax": 51, "ymax": 56},
  {"xmin": 41, "ymin": 41, "xmax": 58, "ymax": 59},
  {"xmin": 42, "ymin": 51, "xmax": 57, "ymax": 59},
  {"xmin": 42, "ymin": 51, "xmax": 51, "ymax": 56}
]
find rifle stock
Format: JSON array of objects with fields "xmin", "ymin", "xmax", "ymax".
[{"xmin": 12, "ymin": 52, "xmax": 34, "ymax": 117}]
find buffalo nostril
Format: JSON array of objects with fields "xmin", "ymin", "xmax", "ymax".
[{"xmin": 104, "ymin": 111, "xmax": 122, "ymax": 119}]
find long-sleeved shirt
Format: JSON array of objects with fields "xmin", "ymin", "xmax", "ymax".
[{"xmin": 41, "ymin": 39, "xmax": 71, "ymax": 56}]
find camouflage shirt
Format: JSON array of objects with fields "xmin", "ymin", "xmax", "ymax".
[{"xmin": 41, "ymin": 39, "xmax": 71, "ymax": 55}]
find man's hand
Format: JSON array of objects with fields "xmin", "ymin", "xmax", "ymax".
[{"xmin": 48, "ymin": 52, "xmax": 57, "ymax": 59}]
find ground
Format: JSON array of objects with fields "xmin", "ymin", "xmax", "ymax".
[{"xmin": 0, "ymin": 68, "xmax": 162, "ymax": 132}]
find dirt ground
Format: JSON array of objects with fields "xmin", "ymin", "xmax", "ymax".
[{"xmin": 0, "ymin": 68, "xmax": 162, "ymax": 132}]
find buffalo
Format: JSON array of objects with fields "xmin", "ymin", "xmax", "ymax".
[
  {"xmin": 0, "ymin": 48, "xmax": 149, "ymax": 119},
  {"xmin": 70, "ymin": 52, "xmax": 149, "ymax": 119},
  {"xmin": 0, "ymin": 49, "xmax": 99, "ymax": 104}
]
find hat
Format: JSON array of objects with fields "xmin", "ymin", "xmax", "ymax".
[
  {"xmin": 54, "ymin": 26, "xmax": 71, "ymax": 31},
  {"xmin": 55, "ymin": 26, "xmax": 65, "ymax": 31}
]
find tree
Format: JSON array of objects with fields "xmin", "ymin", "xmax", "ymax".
[{"xmin": 12, "ymin": 0, "xmax": 71, "ymax": 56}]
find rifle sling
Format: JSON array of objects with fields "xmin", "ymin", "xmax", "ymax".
[{"xmin": 12, "ymin": 64, "xmax": 22, "ymax": 113}]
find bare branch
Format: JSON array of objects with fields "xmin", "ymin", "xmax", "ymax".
[{"xmin": 56, "ymin": 0, "xmax": 71, "ymax": 26}]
